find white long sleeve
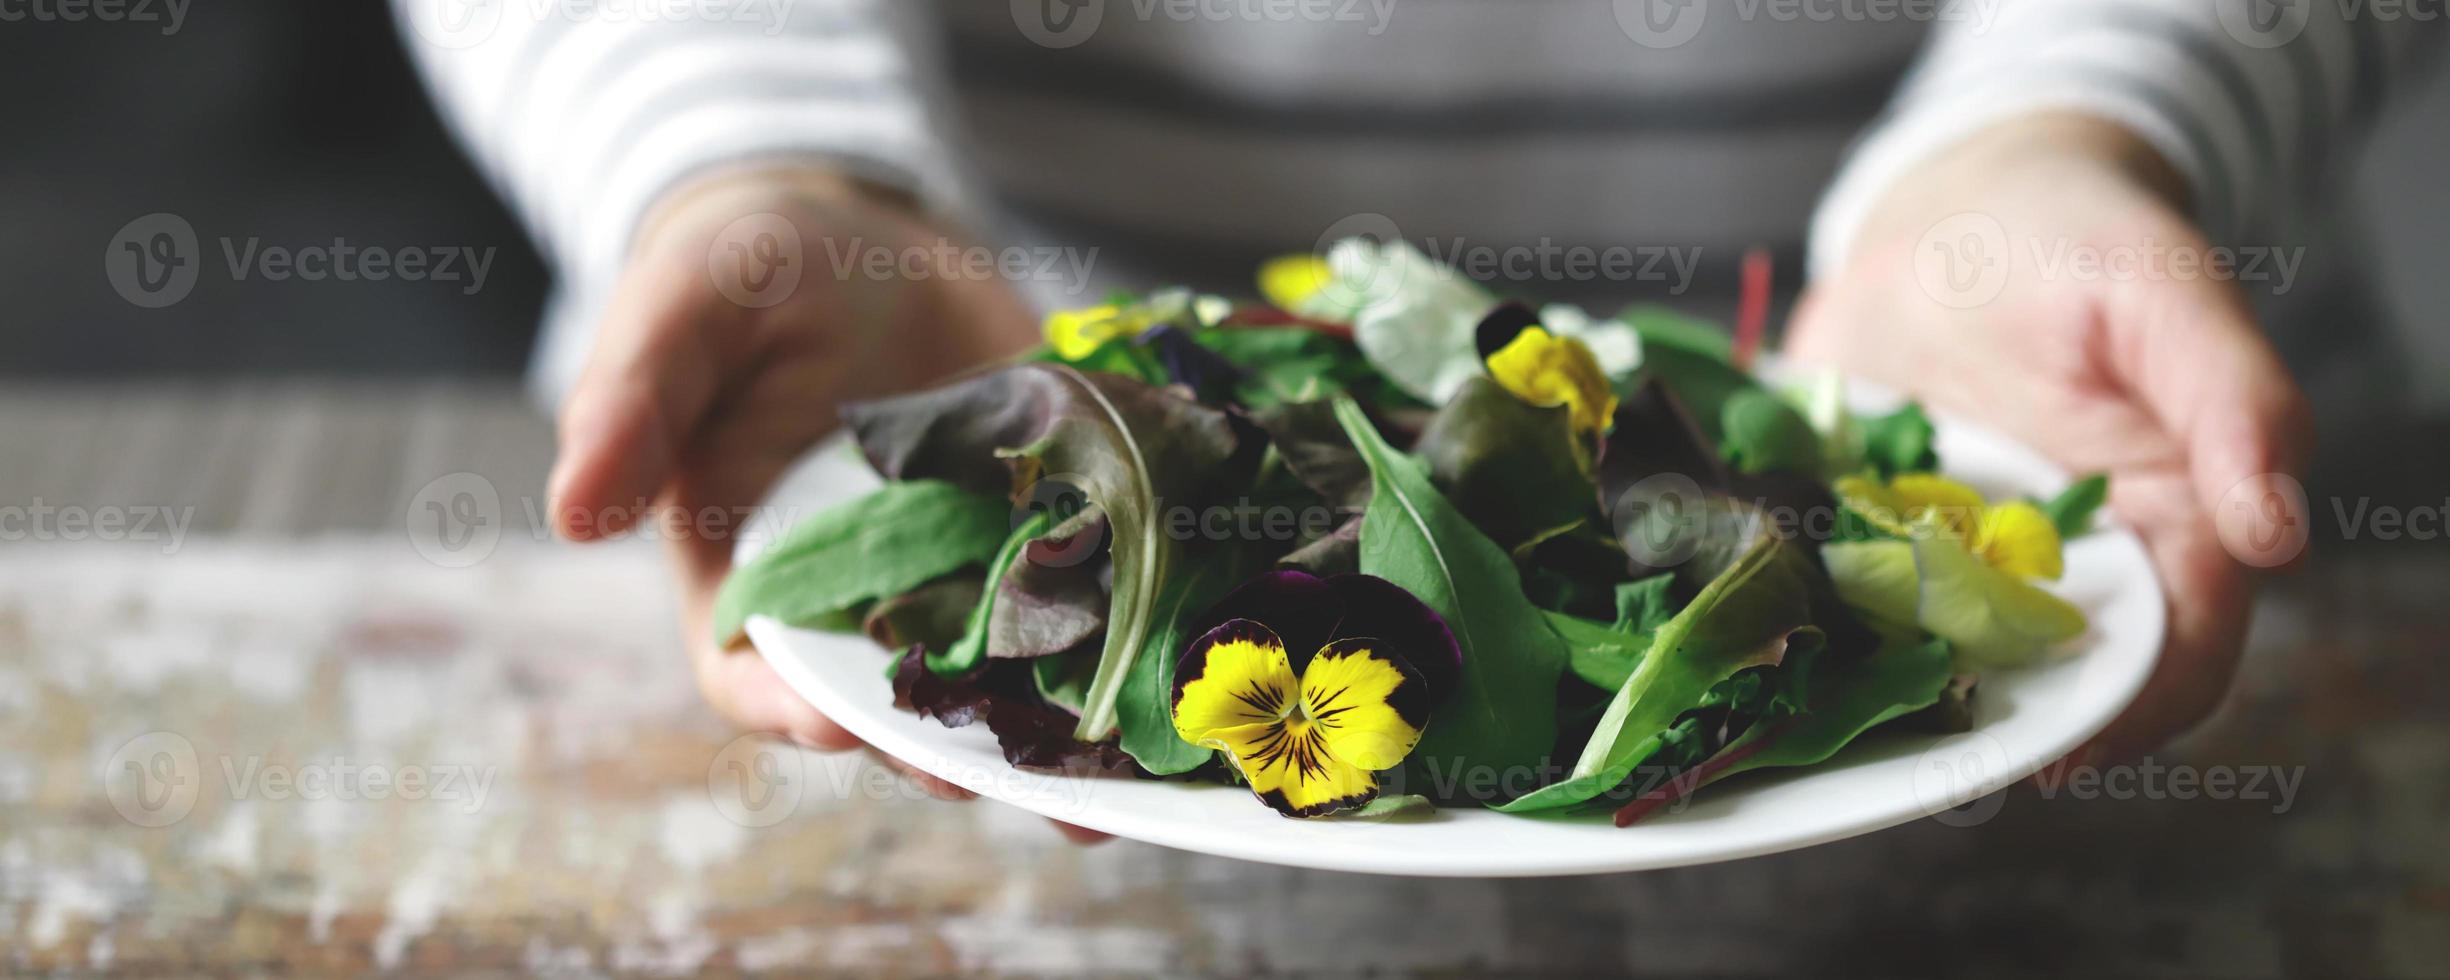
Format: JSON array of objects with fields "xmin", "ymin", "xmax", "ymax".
[
  {"xmin": 1811, "ymin": 0, "xmax": 2445, "ymax": 277},
  {"xmin": 390, "ymin": 0, "xmax": 956, "ymax": 397}
]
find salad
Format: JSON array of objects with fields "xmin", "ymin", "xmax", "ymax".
[{"xmin": 716, "ymin": 241, "xmax": 2109, "ymax": 825}]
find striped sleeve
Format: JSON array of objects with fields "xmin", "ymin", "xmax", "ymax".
[
  {"xmin": 1811, "ymin": 0, "xmax": 2446, "ymax": 277},
  {"xmin": 388, "ymin": 0, "xmax": 956, "ymax": 320}
]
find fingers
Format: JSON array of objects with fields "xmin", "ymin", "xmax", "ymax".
[
  {"xmin": 695, "ymin": 634, "xmax": 863, "ymax": 751},
  {"xmin": 1050, "ymin": 821, "xmax": 1113, "ymax": 845},
  {"xmin": 2102, "ymin": 266, "xmax": 2315, "ymax": 568},
  {"xmin": 2094, "ymin": 470, "xmax": 2258, "ymax": 763},
  {"xmin": 548, "ymin": 254, "xmax": 736, "ymax": 541}
]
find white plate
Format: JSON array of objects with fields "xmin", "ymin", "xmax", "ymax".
[{"xmin": 747, "ymin": 397, "xmax": 2163, "ymax": 877}]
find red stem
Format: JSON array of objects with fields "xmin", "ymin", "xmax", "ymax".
[
  {"xmin": 1731, "ymin": 248, "xmax": 1771, "ymax": 372},
  {"xmin": 1612, "ymin": 721, "xmax": 1791, "ymax": 827}
]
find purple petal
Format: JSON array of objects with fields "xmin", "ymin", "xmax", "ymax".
[{"xmin": 1324, "ymin": 574, "xmax": 1462, "ymax": 705}]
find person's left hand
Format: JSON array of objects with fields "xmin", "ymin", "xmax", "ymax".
[{"xmin": 1789, "ymin": 111, "xmax": 2313, "ymax": 768}]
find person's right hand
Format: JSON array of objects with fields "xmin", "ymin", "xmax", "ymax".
[{"xmin": 545, "ymin": 166, "xmax": 1103, "ymax": 840}]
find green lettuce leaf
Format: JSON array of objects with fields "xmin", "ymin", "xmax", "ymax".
[
  {"xmin": 1860, "ymin": 402, "xmax": 1939, "ymax": 477},
  {"xmin": 2039, "ymin": 473, "xmax": 2110, "ymax": 538},
  {"xmin": 1714, "ymin": 635, "xmax": 1953, "ymax": 778},
  {"xmin": 1498, "ymin": 535, "xmax": 1823, "ymax": 813},
  {"xmin": 712, "ymin": 480, "xmax": 1009, "ymax": 647},
  {"xmin": 1332, "ymin": 397, "xmax": 1568, "ymax": 803}
]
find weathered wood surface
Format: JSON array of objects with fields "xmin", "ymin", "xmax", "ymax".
[{"xmin": 1, "ymin": 384, "xmax": 2446, "ymax": 976}]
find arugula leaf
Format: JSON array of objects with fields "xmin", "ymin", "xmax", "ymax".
[
  {"xmin": 843, "ymin": 365, "xmax": 1259, "ymax": 742},
  {"xmin": 927, "ymin": 510, "xmax": 1053, "ymax": 675},
  {"xmin": 2038, "ymin": 473, "xmax": 2110, "ymax": 538},
  {"xmin": 1414, "ymin": 376, "xmax": 1599, "ymax": 552},
  {"xmin": 1546, "ymin": 576, "xmax": 1681, "ymax": 691},
  {"xmin": 1548, "ymin": 610, "xmax": 1651, "ymax": 691},
  {"xmin": 1113, "ymin": 544, "xmax": 1259, "ymax": 774},
  {"xmin": 1498, "ymin": 535, "xmax": 1823, "ymax": 813},
  {"xmin": 1332, "ymin": 397, "xmax": 1567, "ymax": 803},
  {"xmin": 1860, "ymin": 402, "xmax": 1939, "ymax": 477},
  {"xmin": 712, "ymin": 480, "xmax": 1009, "ymax": 648}
]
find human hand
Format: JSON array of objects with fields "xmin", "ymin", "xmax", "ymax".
[
  {"xmin": 546, "ymin": 166, "xmax": 1108, "ymax": 837},
  {"xmin": 1790, "ymin": 112, "xmax": 2313, "ymax": 765}
]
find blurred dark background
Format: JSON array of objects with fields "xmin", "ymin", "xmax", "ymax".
[{"xmin": 0, "ymin": 3, "xmax": 545, "ymax": 378}]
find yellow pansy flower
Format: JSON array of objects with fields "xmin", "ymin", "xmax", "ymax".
[
  {"xmin": 1823, "ymin": 475, "xmax": 2082, "ymax": 669},
  {"xmin": 1258, "ymin": 254, "xmax": 1334, "ymax": 311},
  {"xmin": 1172, "ymin": 619, "xmax": 1429, "ymax": 818},
  {"xmin": 1044, "ymin": 304, "xmax": 1154, "ymax": 360},
  {"xmin": 1833, "ymin": 473, "xmax": 2061, "ymax": 579},
  {"xmin": 1484, "ymin": 326, "xmax": 1620, "ymax": 436}
]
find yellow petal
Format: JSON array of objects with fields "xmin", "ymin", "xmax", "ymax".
[
  {"xmin": 1171, "ymin": 620, "xmax": 1297, "ymax": 744},
  {"xmin": 1973, "ymin": 501, "xmax": 2065, "ymax": 580},
  {"xmin": 1911, "ymin": 518, "xmax": 2087, "ymax": 669},
  {"xmin": 1044, "ymin": 305, "xmax": 1128, "ymax": 360},
  {"xmin": 1833, "ymin": 475, "xmax": 1910, "ymax": 537},
  {"xmin": 1485, "ymin": 326, "xmax": 1620, "ymax": 435},
  {"xmin": 1887, "ymin": 474, "xmax": 1986, "ymax": 536},
  {"xmin": 1259, "ymin": 255, "xmax": 1334, "ymax": 312},
  {"xmin": 1218, "ymin": 718, "xmax": 1382, "ymax": 817},
  {"xmin": 1297, "ymin": 638, "xmax": 1427, "ymax": 772}
]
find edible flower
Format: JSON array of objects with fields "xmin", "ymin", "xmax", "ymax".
[
  {"xmin": 1045, "ymin": 304, "xmax": 1152, "ymax": 360},
  {"xmin": 1822, "ymin": 474, "xmax": 2083, "ymax": 669},
  {"xmin": 1272, "ymin": 239, "xmax": 1641, "ymax": 403},
  {"xmin": 1044, "ymin": 289, "xmax": 1234, "ymax": 360},
  {"xmin": 1170, "ymin": 571, "xmax": 1460, "ymax": 817},
  {"xmin": 1258, "ymin": 254, "xmax": 1334, "ymax": 311},
  {"xmin": 1485, "ymin": 324, "xmax": 1620, "ymax": 436},
  {"xmin": 1833, "ymin": 474, "xmax": 2061, "ymax": 579}
]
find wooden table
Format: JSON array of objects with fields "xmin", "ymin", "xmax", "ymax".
[{"xmin": 4, "ymin": 384, "xmax": 2446, "ymax": 976}]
